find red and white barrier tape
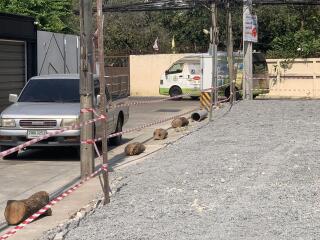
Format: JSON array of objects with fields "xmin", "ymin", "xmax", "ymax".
[
  {"xmin": 251, "ymin": 88, "xmax": 320, "ymax": 92},
  {"xmin": 82, "ymin": 108, "xmax": 199, "ymax": 145},
  {"xmin": 0, "ymin": 164, "xmax": 108, "ymax": 240},
  {"xmin": 80, "ymin": 108, "xmax": 101, "ymax": 117},
  {"xmin": 0, "ymin": 114, "xmax": 106, "ymax": 159},
  {"xmin": 110, "ymin": 84, "xmax": 230, "ymax": 110}
]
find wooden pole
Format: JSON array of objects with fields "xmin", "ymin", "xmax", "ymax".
[
  {"xmin": 209, "ymin": 1, "xmax": 218, "ymax": 121},
  {"xmin": 97, "ymin": 0, "xmax": 110, "ymax": 204},
  {"xmin": 226, "ymin": 0, "xmax": 235, "ymax": 104},
  {"xmin": 79, "ymin": 0, "xmax": 94, "ymax": 178},
  {"xmin": 243, "ymin": 0, "xmax": 253, "ymax": 100}
]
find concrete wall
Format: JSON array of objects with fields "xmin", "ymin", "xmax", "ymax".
[
  {"xmin": 130, "ymin": 54, "xmax": 189, "ymax": 96},
  {"xmin": 267, "ymin": 58, "xmax": 320, "ymax": 98},
  {"xmin": 130, "ymin": 53, "xmax": 320, "ymax": 98}
]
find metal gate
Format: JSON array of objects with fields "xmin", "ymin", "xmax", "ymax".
[
  {"xmin": 105, "ymin": 56, "xmax": 130, "ymax": 99},
  {"xmin": 37, "ymin": 31, "xmax": 80, "ymax": 75},
  {"xmin": 0, "ymin": 39, "xmax": 26, "ymax": 111}
]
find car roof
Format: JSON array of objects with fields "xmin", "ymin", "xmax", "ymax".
[{"xmin": 30, "ymin": 74, "xmax": 99, "ymax": 80}]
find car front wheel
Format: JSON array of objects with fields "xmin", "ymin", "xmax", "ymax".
[{"xmin": 109, "ymin": 116, "xmax": 123, "ymax": 146}]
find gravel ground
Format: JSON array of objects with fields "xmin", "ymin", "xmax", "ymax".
[{"xmin": 64, "ymin": 100, "xmax": 320, "ymax": 240}]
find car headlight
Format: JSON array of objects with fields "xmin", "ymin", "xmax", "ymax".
[
  {"xmin": 61, "ymin": 118, "xmax": 79, "ymax": 127},
  {"xmin": 0, "ymin": 119, "xmax": 16, "ymax": 127}
]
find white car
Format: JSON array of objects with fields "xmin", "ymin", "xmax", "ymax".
[{"xmin": 0, "ymin": 74, "xmax": 129, "ymax": 159}]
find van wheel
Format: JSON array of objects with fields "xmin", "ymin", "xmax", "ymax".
[
  {"xmin": 109, "ymin": 116, "xmax": 123, "ymax": 146},
  {"xmin": 169, "ymin": 86, "xmax": 182, "ymax": 100},
  {"xmin": 191, "ymin": 96, "xmax": 199, "ymax": 100},
  {"xmin": 224, "ymin": 86, "xmax": 241, "ymax": 101},
  {"xmin": 0, "ymin": 146, "xmax": 18, "ymax": 159}
]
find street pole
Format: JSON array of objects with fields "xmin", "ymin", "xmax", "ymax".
[
  {"xmin": 243, "ymin": 0, "xmax": 253, "ymax": 100},
  {"xmin": 79, "ymin": 0, "xmax": 94, "ymax": 178},
  {"xmin": 226, "ymin": 0, "xmax": 235, "ymax": 104},
  {"xmin": 209, "ymin": 0, "xmax": 218, "ymax": 121},
  {"xmin": 97, "ymin": 0, "xmax": 110, "ymax": 204}
]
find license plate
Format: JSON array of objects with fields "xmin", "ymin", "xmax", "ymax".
[{"xmin": 27, "ymin": 130, "xmax": 48, "ymax": 139}]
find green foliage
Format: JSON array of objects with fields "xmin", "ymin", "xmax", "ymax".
[
  {"xmin": 268, "ymin": 30, "xmax": 320, "ymax": 59},
  {"xmin": 1, "ymin": 1, "xmax": 320, "ymax": 58},
  {"xmin": 256, "ymin": 5, "xmax": 320, "ymax": 58},
  {"xmin": 0, "ymin": 0, "xmax": 75, "ymax": 33}
]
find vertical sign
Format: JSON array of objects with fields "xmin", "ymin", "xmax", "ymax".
[{"xmin": 244, "ymin": 14, "xmax": 258, "ymax": 43}]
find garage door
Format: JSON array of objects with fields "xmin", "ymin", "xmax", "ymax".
[{"xmin": 0, "ymin": 40, "xmax": 26, "ymax": 112}]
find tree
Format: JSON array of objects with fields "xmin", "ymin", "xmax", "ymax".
[{"xmin": 0, "ymin": 0, "xmax": 75, "ymax": 33}]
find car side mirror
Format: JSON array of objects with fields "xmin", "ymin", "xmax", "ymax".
[
  {"xmin": 96, "ymin": 94, "xmax": 101, "ymax": 106},
  {"xmin": 165, "ymin": 70, "xmax": 169, "ymax": 75},
  {"xmin": 9, "ymin": 94, "xmax": 18, "ymax": 103}
]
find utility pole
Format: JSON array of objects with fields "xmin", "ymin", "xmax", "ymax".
[
  {"xmin": 79, "ymin": 0, "xmax": 94, "ymax": 178},
  {"xmin": 209, "ymin": 0, "xmax": 218, "ymax": 121},
  {"xmin": 226, "ymin": 0, "xmax": 235, "ymax": 104},
  {"xmin": 243, "ymin": 0, "xmax": 253, "ymax": 100},
  {"xmin": 97, "ymin": 0, "xmax": 110, "ymax": 204}
]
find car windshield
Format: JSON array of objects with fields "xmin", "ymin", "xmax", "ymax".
[{"xmin": 18, "ymin": 78, "xmax": 80, "ymax": 103}]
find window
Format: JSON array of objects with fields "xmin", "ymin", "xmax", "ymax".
[
  {"xmin": 167, "ymin": 63, "xmax": 184, "ymax": 74},
  {"xmin": 188, "ymin": 63, "xmax": 201, "ymax": 75},
  {"xmin": 94, "ymin": 79, "xmax": 111, "ymax": 101},
  {"xmin": 19, "ymin": 79, "xmax": 80, "ymax": 103}
]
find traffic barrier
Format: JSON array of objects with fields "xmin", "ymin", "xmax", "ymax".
[{"xmin": 0, "ymin": 164, "xmax": 108, "ymax": 240}]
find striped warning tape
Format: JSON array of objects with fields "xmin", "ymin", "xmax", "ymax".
[
  {"xmin": 0, "ymin": 164, "xmax": 108, "ymax": 240},
  {"xmin": 81, "ymin": 108, "xmax": 199, "ymax": 146},
  {"xmin": 0, "ymin": 114, "xmax": 106, "ymax": 159},
  {"xmin": 109, "ymin": 84, "xmax": 231, "ymax": 110},
  {"xmin": 252, "ymin": 88, "xmax": 320, "ymax": 92}
]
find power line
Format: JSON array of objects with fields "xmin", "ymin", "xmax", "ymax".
[{"xmin": 102, "ymin": 0, "xmax": 320, "ymax": 12}]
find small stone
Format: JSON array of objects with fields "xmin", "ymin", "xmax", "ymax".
[{"xmin": 220, "ymin": 178, "xmax": 226, "ymax": 183}]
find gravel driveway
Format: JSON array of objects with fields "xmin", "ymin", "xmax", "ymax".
[{"xmin": 64, "ymin": 100, "xmax": 320, "ymax": 240}]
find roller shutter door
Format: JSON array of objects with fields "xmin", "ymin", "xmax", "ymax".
[{"xmin": 0, "ymin": 40, "xmax": 25, "ymax": 112}]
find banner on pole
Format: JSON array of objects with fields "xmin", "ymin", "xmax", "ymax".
[{"xmin": 243, "ymin": 14, "xmax": 258, "ymax": 42}]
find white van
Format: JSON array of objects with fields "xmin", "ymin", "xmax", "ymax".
[
  {"xmin": 159, "ymin": 52, "xmax": 269, "ymax": 99},
  {"xmin": 159, "ymin": 55, "xmax": 202, "ymax": 99}
]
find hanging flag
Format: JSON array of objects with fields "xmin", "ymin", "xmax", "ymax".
[
  {"xmin": 171, "ymin": 36, "xmax": 176, "ymax": 49},
  {"xmin": 171, "ymin": 36, "xmax": 176, "ymax": 54},
  {"xmin": 153, "ymin": 37, "xmax": 159, "ymax": 51}
]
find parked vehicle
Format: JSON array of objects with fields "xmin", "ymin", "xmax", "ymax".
[
  {"xmin": 159, "ymin": 52, "xmax": 269, "ymax": 99},
  {"xmin": 0, "ymin": 74, "xmax": 129, "ymax": 159}
]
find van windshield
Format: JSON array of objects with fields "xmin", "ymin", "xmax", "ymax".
[
  {"xmin": 167, "ymin": 63, "xmax": 183, "ymax": 74},
  {"xmin": 19, "ymin": 79, "xmax": 80, "ymax": 103}
]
